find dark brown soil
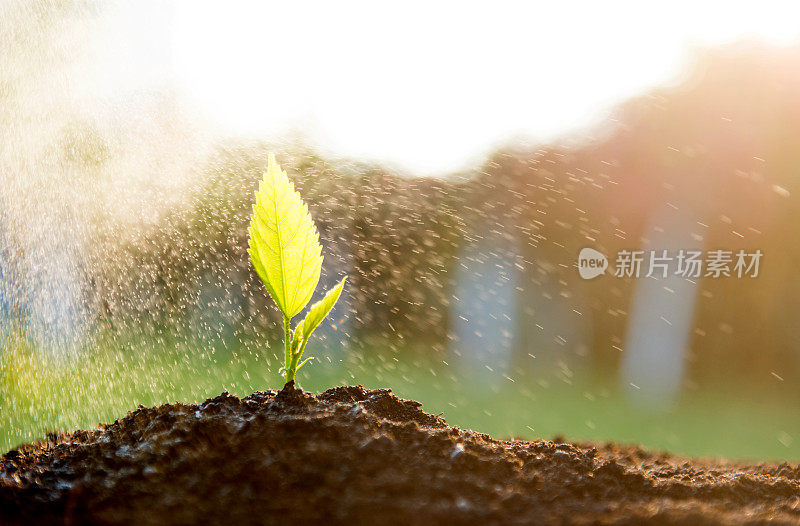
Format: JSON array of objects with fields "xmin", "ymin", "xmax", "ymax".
[{"xmin": 2, "ymin": 383, "xmax": 799, "ymax": 525}]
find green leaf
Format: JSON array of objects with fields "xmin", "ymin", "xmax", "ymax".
[
  {"xmin": 248, "ymin": 154, "xmax": 323, "ymax": 318},
  {"xmin": 301, "ymin": 277, "xmax": 346, "ymax": 341},
  {"xmin": 296, "ymin": 356, "xmax": 314, "ymax": 370}
]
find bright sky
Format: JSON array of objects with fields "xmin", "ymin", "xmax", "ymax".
[{"xmin": 166, "ymin": 1, "xmax": 800, "ymax": 175}]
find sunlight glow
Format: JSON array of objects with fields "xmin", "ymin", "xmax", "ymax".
[{"xmin": 168, "ymin": 0, "xmax": 800, "ymax": 174}]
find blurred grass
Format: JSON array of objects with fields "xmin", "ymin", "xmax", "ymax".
[{"xmin": 2, "ymin": 335, "xmax": 800, "ymax": 462}]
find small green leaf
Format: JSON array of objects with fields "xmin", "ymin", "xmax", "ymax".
[
  {"xmin": 296, "ymin": 356, "xmax": 314, "ymax": 370},
  {"xmin": 301, "ymin": 277, "xmax": 346, "ymax": 342},
  {"xmin": 248, "ymin": 154, "xmax": 323, "ymax": 319}
]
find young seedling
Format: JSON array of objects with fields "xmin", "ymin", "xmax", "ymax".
[{"xmin": 248, "ymin": 154, "xmax": 346, "ymax": 385}]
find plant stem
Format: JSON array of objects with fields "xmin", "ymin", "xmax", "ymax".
[{"xmin": 283, "ymin": 315, "xmax": 293, "ymax": 383}]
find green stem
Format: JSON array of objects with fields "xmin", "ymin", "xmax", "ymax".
[
  {"xmin": 283, "ymin": 315, "xmax": 293, "ymax": 383},
  {"xmin": 288, "ymin": 338, "xmax": 308, "ymax": 375}
]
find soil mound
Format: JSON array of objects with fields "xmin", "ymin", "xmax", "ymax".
[{"xmin": 2, "ymin": 383, "xmax": 799, "ymax": 525}]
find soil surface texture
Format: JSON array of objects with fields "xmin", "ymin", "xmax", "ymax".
[{"xmin": 2, "ymin": 383, "xmax": 800, "ymax": 525}]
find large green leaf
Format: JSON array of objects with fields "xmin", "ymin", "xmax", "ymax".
[
  {"xmin": 248, "ymin": 154, "xmax": 323, "ymax": 318},
  {"xmin": 301, "ymin": 277, "xmax": 346, "ymax": 341}
]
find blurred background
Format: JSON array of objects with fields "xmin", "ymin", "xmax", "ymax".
[{"xmin": 2, "ymin": 0, "xmax": 800, "ymax": 460}]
